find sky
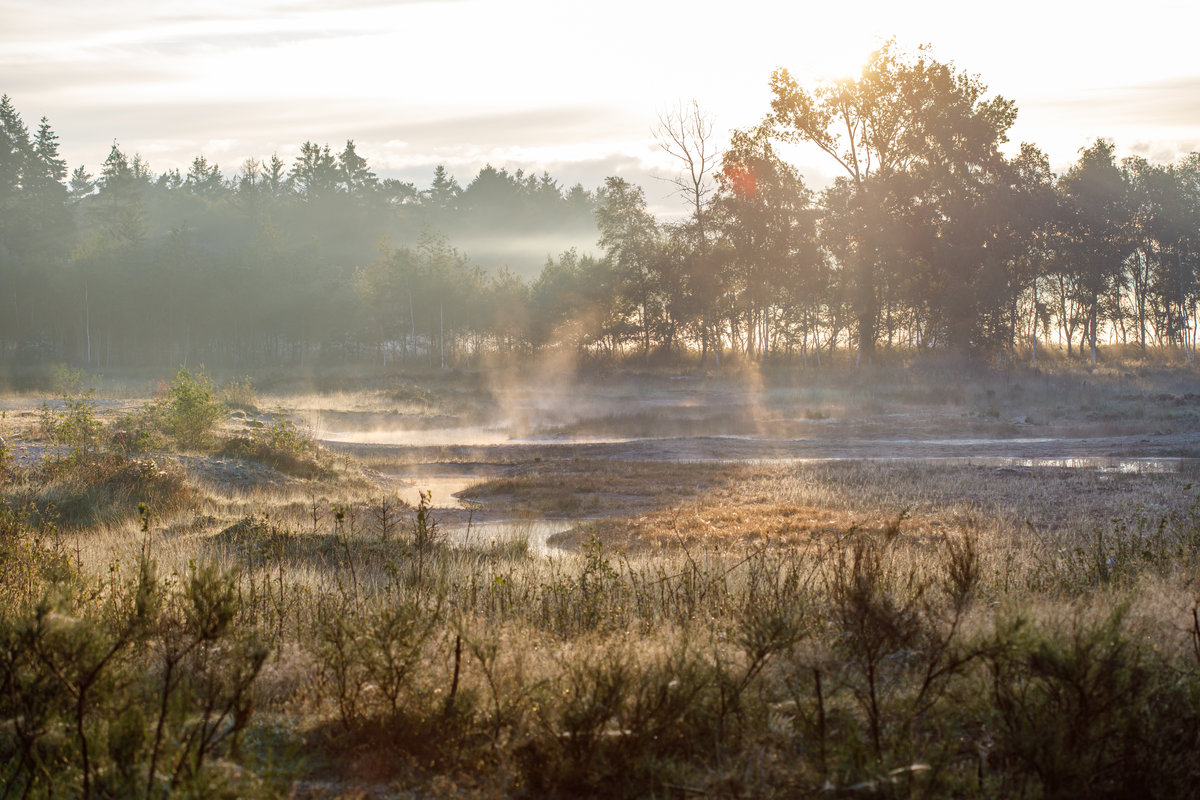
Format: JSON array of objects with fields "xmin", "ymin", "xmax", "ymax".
[{"xmin": 4, "ymin": 0, "xmax": 1200, "ymax": 216}]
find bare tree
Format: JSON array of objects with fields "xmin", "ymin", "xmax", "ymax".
[
  {"xmin": 655, "ymin": 99, "xmax": 718, "ymax": 223},
  {"xmin": 654, "ymin": 99, "xmax": 722, "ymax": 364}
]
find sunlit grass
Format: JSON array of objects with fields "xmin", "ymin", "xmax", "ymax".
[{"xmin": 4, "ymin": 365, "xmax": 1200, "ymax": 797}]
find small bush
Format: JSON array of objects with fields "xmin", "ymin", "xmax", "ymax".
[
  {"xmin": 0, "ymin": 556, "xmax": 267, "ymax": 799},
  {"xmin": 155, "ymin": 366, "xmax": 226, "ymax": 450},
  {"xmin": 984, "ymin": 605, "xmax": 1194, "ymax": 798},
  {"xmin": 220, "ymin": 375, "xmax": 258, "ymax": 412},
  {"xmin": 0, "ymin": 413, "xmax": 11, "ymax": 482},
  {"xmin": 0, "ymin": 499, "xmax": 75, "ymax": 607},
  {"xmin": 219, "ymin": 413, "xmax": 327, "ymax": 479},
  {"xmin": 35, "ymin": 390, "xmax": 104, "ymax": 454},
  {"xmin": 108, "ymin": 406, "xmax": 169, "ymax": 454},
  {"xmin": 54, "ymin": 393, "xmax": 104, "ymax": 453},
  {"xmin": 48, "ymin": 362, "xmax": 86, "ymax": 396}
]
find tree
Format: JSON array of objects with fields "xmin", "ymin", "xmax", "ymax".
[
  {"xmin": 264, "ymin": 155, "xmax": 288, "ymax": 198},
  {"xmin": 337, "ymin": 140, "xmax": 377, "ymax": 196},
  {"xmin": 654, "ymin": 99, "xmax": 722, "ymax": 363},
  {"xmin": 31, "ymin": 117, "xmax": 67, "ymax": 186},
  {"xmin": 288, "ymin": 141, "xmax": 338, "ymax": 201},
  {"xmin": 1124, "ymin": 155, "xmax": 1200, "ymax": 354},
  {"xmin": 1057, "ymin": 140, "xmax": 1135, "ymax": 362},
  {"xmin": 596, "ymin": 177, "xmax": 662, "ymax": 359},
  {"xmin": 712, "ymin": 128, "xmax": 821, "ymax": 360},
  {"xmin": 0, "ymin": 94, "xmax": 30, "ymax": 200},
  {"xmin": 530, "ymin": 249, "xmax": 620, "ymax": 355},
  {"xmin": 93, "ymin": 141, "xmax": 147, "ymax": 243},
  {"xmin": 184, "ymin": 155, "xmax": 224, "ymax": 197},
  {"xmin": 764, "ymin": 40, "xmax": 1017, "ymax": 359},
  {"xmin": 69, "ymin": 165, "xmax": 95, "ymax": 203},
  {"xmin": 1002, "ymin": 144, "xmax": 1059, "ymax": 363},
  {"xmin": 424, "ymin": 165, "xmax": 461, "ymax": 214}
]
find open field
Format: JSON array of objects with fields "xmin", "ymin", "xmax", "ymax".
[{"xmin": 2, "ymin": 361, "xmax": 1200, "ymax": 798}]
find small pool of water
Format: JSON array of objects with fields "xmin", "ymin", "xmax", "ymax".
[
  {"xmin": 320, "ymin": 426, "xmax": 642, "ymax": 447},
  {"xmin": 445, "ymin": 519, "xmax": 575, "ymax": 556},
  {"xmin": 381, "ymin": 473, "xmax": 487, "ymax": 509},
  {"xmin": 962, "ymin": 456, "xmax": 1185, "ymax": 474},
  {"xmin": 321, "ymin": 426, "xmax": 513, "ymax": 447}
]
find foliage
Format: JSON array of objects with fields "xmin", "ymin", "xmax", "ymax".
[
  {"xmin": 12, "ymin": 451, "xmax": 193, "ymax": 528},
  {"xmin": 0, "ymin": 551, "xmax": 267, "ymax": 799},
  {"xmin": 154, "ymin": 366, "xmax": 226, "ymax": 449},
  {"xmin": 218, "ymin": 410, "xmax": 328, "ymax": 479},
  {"xmin": 2, "ymin": 451, "xmax": 1200, "ymax": 795},
  {"xmin": 52, "ymin": 394, "xmax": 104, "ymax": 453},
  {"xmin": 6, "ymin": 67, "xmax": 1200, "ymax": 372}
]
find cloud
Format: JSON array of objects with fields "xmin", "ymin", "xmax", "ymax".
[
  {"xmin": 1026, "ymin": 76, "xmax": 1200, "ymax": 129},
  {"xmin": 356, "ymin": 107, "xmax": 642, "ymax": 150},
  {"xmin": 265, "ymin": 0, "xmax": 466, "ymax": 10},
  {"xmin": 100, "ymin": 27, "xmax": 376, "ymax": 59},
  {"xmin": 0, "ymin": 62, "xmax": 184, "ymax": 95},
  {"xmin": 1128, "ymin": 139, "xmax": 1200, "ymax": 164}
]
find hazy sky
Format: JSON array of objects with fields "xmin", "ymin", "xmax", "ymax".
[{"xmin": 4, "ymin": 0, "xmax": 1199, "ymax": 214}]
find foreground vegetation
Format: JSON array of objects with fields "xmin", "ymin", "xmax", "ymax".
[{"xmin": 2, "ymin": 364, "xmax": 1200, "ymax": 798}]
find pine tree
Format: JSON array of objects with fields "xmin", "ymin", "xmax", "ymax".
[{"xmin": 337, "ymin": 139, "xmax": 377, "ymax": 196}]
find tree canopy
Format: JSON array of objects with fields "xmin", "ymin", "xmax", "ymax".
[{"xmin": 2, "ymin": 44, "xmax": 1200, "ymax": 378}]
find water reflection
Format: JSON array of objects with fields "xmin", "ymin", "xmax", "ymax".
[{"xmin": 445, "ymin": 519, "xmax": 574, "ymax": 556}]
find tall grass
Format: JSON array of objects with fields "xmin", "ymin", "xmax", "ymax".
[{"xmin": 4, "ymin": 432, "xmax": 1200, "ymax": 795}]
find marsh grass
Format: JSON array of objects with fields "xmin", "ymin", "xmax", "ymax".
[
  {"xmin": 6, "ymin": 366, "xmax": 1200, "ymax": 797},
  {"xmin": 6, "ymin": 466, "xmax": 1200, "ymax": 797},
  {"xmin": 8, "ymin": 451, "xmax": 194, "ymax": 529}
]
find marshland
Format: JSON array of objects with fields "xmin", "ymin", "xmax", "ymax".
[
  {"xmin": 5, "ymin": 23, "xmax": 1200, "ymax": 798},
  {"xmin": 3, "ymin": 358, "xmax": 1200, "ymax": 799}
]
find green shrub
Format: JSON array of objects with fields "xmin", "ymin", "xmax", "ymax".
[
  {"xmin": 983, "ymin": 605, "xmax": 1200, "ymax": 798},
  {"xmin": 35, "ymin": 390, "xmax": 104, "ymax": 454},
  {"xmin": 108, "ymin": 406, "xmax": 169, "ymax": 454},
  {"xmin": 48, "ymin": 362, "xmax": 86, "ymax": 396},
  {"xmin": 0, "ymin": 557, "xmax": 267, "ymax": 799},
  {"xmin": 309, "ymin": 593, "xmax": 441, "ymax": 729},
  {"xmin": 0, "ymin": 500, "xmax": 75, "ymax": 608},
  {"xmin": 155, "ymin": 366, "xmax": 226, "ymax": 449},
  {"xmin": 54, "ymin": 393, "xmax": 104, "ymax": 453},
  {"xmin": 0, "ymin": 411, "xmax": 11, "ymax": 481}
]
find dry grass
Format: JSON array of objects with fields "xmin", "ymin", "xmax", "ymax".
[{"xmin": 5, "ymin": 364, "xmax": 1200, "ymax": 797}]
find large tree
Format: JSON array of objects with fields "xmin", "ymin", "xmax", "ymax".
[
  {"xmin": 764, "ymin": 40, "xmax": 1017, "ymax": 359},
  {"xmin": 712, "ymin": 128, "xmax": 821, "ymax": 360},
  {"xmin": 1057, "ymin": 139, "xmax": 1135, "ymax": 362},
  {"xmin": 595, "ymin": 177, "xmax": 662, "ymax": 360}
]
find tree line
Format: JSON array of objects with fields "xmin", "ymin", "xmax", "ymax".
[{"xmin": 3, "ymin": 41, "xmax": 1199, "ymax": 374}]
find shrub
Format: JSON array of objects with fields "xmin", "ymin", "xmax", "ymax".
[
  {"xmin": 155, "ymin": 366, "xmax": 226, "ymax": 450},
  {"xmin": 0, "ymin": 412, "xmax": 11, "ymax": 482},
  {"xmin": 0, "ymin": 499, "xmax": 75, "ymax": 608},
  {"xmin": 35, "ymin": 388, "xmax": 104, "ymax": 454},
  {"xmin": 54, "ymin": 393, "xmax": 104, "ymax": 453},
  {"xmin": 219, "ymin": 375, "xmax": 258, "ymax": 412},
  {"xmin": 48, "ymin": 362, "xmax": 86, "ymax": 396},
  {"xmin": 0, "ymin": 557, "xmax": 267, "ymax": 799},
  {"xmin": 309, "ymin": 593, "xmax": 441, "ymax": 729},
  {"xmin": 218, "ymin": 412, "xmax": 326, "ymax": 479},
  {"xmin": 985, "ymin": 606, "xmax": 1162, "ymax": 798},
  {"xmin": 108, "ymin": 406, "xmax": 169, "ymax": 454}
]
